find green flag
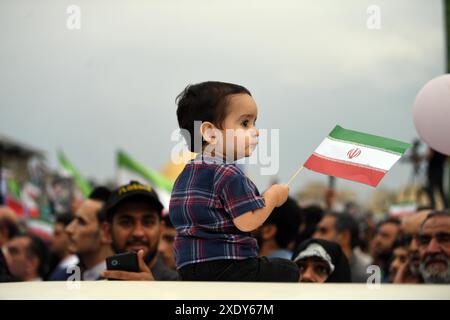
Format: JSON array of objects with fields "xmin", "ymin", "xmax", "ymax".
[
  {"xmin": 116, "ymin": 150, "xmax": 173, "ymax": 212},
  {"xmin": 57, "ymin": 150, "xmax": 92, "ymax": 198},
  {"xmin": 7, "ymin": 178, "xmax": 21, "ymax": 199},
  {"xmin": 117, "ymin": 150, "xmax": 173, "ymax": 192}
]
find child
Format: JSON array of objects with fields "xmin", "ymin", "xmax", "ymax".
[{"xmin": 169, "ymin": 81, "xmax": 299, "ymax": 281}]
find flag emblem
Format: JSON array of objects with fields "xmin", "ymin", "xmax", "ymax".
[{"xmin": 347, "ymin": 148, "xmax": 361, "ymax": 159}]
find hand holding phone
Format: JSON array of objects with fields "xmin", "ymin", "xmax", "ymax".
[
  {"xmin": 106, "ymin": 252, "xmax": 139, "ymax": 273},
  {"xmin": 103, "ymin": 250, "xmax": 155, "ymax": 281}
]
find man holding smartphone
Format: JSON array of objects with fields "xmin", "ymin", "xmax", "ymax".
[{"xmin": 101, "ymin": 181, "xmax": 179, "ymax": 281}]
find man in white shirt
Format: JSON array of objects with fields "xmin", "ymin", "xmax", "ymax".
[{"xmin": 66, "ymin": 187, "xmax": 113, "ymax": 280}]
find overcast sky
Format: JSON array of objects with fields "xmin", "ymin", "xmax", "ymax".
[{"xmin": 0, "ymin": 0, "xmax": 446, "ymax": 200}]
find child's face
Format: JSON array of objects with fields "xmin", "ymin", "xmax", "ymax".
[{"xmin": 206, "ymin": 93, "xmax": 259, "ymax": 161}]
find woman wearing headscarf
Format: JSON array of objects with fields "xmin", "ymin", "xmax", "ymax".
[{"xmin": 292, "ymin": 238, "xmax": 351, "ymax": 283}]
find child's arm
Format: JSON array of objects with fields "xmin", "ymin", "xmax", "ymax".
[{"xmin": 233, "ymin": 184, "xmax": 289, "ymax": 232}]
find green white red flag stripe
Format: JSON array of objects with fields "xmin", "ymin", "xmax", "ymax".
[
  {"xmin": 26, "ymin": 219, "xmax": 54, "ymax": 241},
  {"xmin": 304, "ymin": 125, "xmax": 410, "ymax": 187},
  {"xmin": 389, "ymin": 202, "xmax": 417, "ymax": 217}
]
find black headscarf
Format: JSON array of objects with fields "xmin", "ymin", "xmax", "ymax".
[{"xmin": 292, "ymin": 238, "xmax": 351, "ymax": 283}]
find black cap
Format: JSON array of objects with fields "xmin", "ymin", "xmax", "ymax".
[{"xmin": 104, "ymin": 181, "xmax": 164, "ymax": 221}]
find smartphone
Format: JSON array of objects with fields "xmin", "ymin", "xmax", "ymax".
[{"xmin": 106, "ymin": 252, "xmax": 139, "ymax": 273}]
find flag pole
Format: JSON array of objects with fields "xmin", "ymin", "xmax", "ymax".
[{"xmin": 287, "ymin": 165, "xmax": 304, "ymax": 186}]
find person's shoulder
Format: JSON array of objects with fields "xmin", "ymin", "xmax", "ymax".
[
  {"xmin": 172, "ymin": 160, "xmax": 200, "ymax": 185},
  {"xmin": 353, "ymin": 248, "xmax": 373, "ymax": 267},
  {"xmin": 152, "ymin": 257, "xmax": 181, "ymax": 281},
  {"xmin": 213, "ymin": 163, "xmax": 245, "ymax": 184}
]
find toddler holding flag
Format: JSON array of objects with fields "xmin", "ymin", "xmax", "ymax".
[{"xmin": 169, "ymin": 81, "xmax": 299, "ymax": 282}]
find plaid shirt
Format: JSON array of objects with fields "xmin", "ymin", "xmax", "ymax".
[{"xmin": 169, "ymin": 154, "xmax": 265, "ymax": 269}]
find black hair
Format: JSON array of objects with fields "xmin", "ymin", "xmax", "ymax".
[
  {"xmin": 176, "ymin": 81, "xmax": 251, "ymax": 152},
  {"xmin": 420, "ymin": 209, "xmax": 450, "ymax": 232},
  {"xmin": 264, "ymin": 197, "xmax": 302, "ymax": 249},
  {"xmin": 393, "ymin": 233, "xmax": 411, "ymax": 249},
  {"xmin": 376, "ymin": 217, "xmax": 401, "ymax": 231},
  {"xmin": 89, "ymin": 186, "xmax": 111, "ymax": 203},
  {"xmin": 19, "ymin": 234, "xmax": 50, "ymax": 279},
  {"xmin": 301, "ymin": 205, "xmax": 324, "ymax": 229},
  {"xmin": 0, "ymin": 214, "xmax": 19, "ymax": 240},
  {"xmin": 294, "ymin": 205, "xmax": 325, "ymax": 248},
  {"xmin": 54, "ymin": 212, "xmax": 73, "ymax": 227},
  {"xmin": 328, "ymin": 212, "xmax": 361, "ymax": 249},
  {"xmin": 162, "ymin": 214, "xmax": 174, "ymax": 229},
  {"xmin": 88, "ymin": 186, "xmax": 111, "ymax": 223}
]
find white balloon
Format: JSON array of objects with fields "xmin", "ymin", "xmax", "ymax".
[{"xmin": 412, "ymin": 74, "xmax": 450, "ymax": 155}]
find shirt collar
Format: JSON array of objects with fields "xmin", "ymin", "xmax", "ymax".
[
  {"xmin": 194, "ymin": 153, "xmax": 235, "ymax": 165},
  {"xmin": 59, "ymin": 254, "xmax": 79, "ymax": 269},
  {"xmin": 83, "ymin": 261, "xmax": 106, "ymax": 281}
]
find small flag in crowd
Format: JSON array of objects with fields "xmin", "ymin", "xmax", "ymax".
[
  {"xmin": 389, "ymin": 201, "xmax": 417, "ymax": 218},
  {"xmin": 304, "ymin": 125, "xmax": 411, "ymax": 187}
]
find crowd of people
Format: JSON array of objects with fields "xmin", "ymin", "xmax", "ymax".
[
  {"xmin": 0, "ymin": 179, "xmax": 449, "ymax": 285},
  {"xmin": 0, "ymin": 81, "xmax": 449, "ymax": 285}
]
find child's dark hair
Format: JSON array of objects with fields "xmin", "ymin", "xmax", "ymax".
[{"xmin": 176, "ymin": 81, "xmax": 251, "ymax": 152}]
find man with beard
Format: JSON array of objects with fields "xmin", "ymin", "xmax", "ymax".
[
  {"xmin": 101, "ymin": 181, "xmax": 178, "ymax": 281},
  {"xmin": 418, "ymin": 210, "xmax": 450, "ymax": 283},
  {"xmin": 393, "ymin": 210, "xmax": 430, "ymax": 283},
  {"xmin": 370, "ymin": 218, "xmax": 400, "ymax": 282}
]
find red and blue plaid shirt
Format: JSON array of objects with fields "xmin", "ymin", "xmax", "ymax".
[{"xmin": 169, "ymin": 154, "xmax": 266, "ymax": 269}]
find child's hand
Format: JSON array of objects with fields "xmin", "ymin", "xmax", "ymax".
[
  {"xmin": 268, "ymin": 184, "xmax": 289, "ymax": 207},
  {"xmin": 234, "ymin": 184, "xmax": 290, "ymax": 232}
]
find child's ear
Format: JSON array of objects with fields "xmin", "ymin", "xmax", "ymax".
[{"xmin": 200, "ymin": 121, "xmax": 217, "ymax": 144}]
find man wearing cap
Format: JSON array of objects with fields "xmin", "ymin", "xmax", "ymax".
[{"xmin": 102, "ymin": 181, "xmax": 179, "ymax": 281}]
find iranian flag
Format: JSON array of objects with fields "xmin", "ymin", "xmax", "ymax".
[{"xmin": 304, "ymin": 125, "xmax": 410, "ymax": 187}]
